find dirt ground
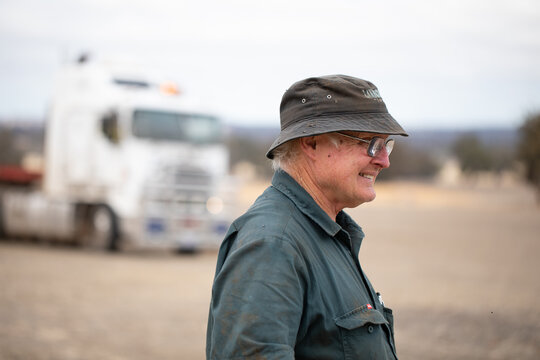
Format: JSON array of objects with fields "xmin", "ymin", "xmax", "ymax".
[{"xmin": 1, "ymin": 180, "xmax": 539, "ymax": 360}]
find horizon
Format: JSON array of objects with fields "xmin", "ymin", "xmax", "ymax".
[{"xmin": 0, "ymin": 115, "xmax": 525, "ymax": 132}]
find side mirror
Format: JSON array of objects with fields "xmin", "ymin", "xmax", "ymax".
[{"xmin": 101, "ymin": 111, "xmax": 120, "ymax": 145}]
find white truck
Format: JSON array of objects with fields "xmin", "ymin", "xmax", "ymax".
[{"xmin": 0, "ymin": 57, "xmax": 234, "ymax": 252}]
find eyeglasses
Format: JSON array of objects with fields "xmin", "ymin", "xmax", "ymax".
[{"xmin": 336, "ymin": 132, "xmax": 394, "ymax": 157}]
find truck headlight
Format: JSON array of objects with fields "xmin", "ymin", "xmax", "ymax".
[{"xmin": 206, "ymin": 196, "xmax": 223, "ymax": 215}]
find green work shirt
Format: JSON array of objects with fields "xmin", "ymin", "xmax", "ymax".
[{"xmin": 206, "ymin": 170, "xmax": 397, "ymax": 360}]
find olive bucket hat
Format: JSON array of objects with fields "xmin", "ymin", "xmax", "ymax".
[{"xmin": 266, "ymin": 74, "xmax": 408, "ymax": 159}]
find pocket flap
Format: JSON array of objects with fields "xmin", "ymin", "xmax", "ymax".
[{"xmin": 334, "ymin": 307, "xmax": 388, "ymax": 330}]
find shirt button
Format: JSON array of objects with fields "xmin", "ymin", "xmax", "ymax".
[{"xmin": 367, "ymin": 326, "xmax": 374, "ymax": 333}]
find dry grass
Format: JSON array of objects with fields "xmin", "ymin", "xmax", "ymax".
[{"xmin": 0, "ymin": 180, "xmax": 539, "ymax": 359}]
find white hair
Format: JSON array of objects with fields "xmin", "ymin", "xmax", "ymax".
[
  {"xmin": 270, "ymin": 133, "xmax": 341, "ymax": 171},
  {"xmin": 271, "ymin": 139, "xmax": 300, "ymax": 171}
]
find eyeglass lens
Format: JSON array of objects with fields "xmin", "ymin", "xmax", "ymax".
[{"xmin": 368, "ymin": 138, "xmax": 394, "ymax": 157}]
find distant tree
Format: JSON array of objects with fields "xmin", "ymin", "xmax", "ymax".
[
  {"xmin": 0, "ymin": 127, "xmax": 22, "ymax": 165},
  {"xmin": 452, "ymin": 134, "xmax": 493, "ymax": 173},
  {"xmin": 517, "ymin": 112, "xmax": 540, "ymax": 198},
  {"xmin": 226, "ymin": 135, "xmax": 274, "ymax": 179},
  {"xmin": 489, "ymin": 144, "xmax": 515, "ymax": 174},
  {"xmin": 378, "ymin": 141, "xmax": 440, "ymax": 180}
]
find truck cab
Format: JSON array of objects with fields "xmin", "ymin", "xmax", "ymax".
[{"xmin": 3, "ymin": 57, "xmax": 234, "ymax": 252}]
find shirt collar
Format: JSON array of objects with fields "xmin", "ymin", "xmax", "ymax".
[{"xmin": 271, "ymin": 170, "xmax": 365, "ymax": 246}]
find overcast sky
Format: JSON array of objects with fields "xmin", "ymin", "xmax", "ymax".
[{"xmin": 1, "ymin": 0, "xmax": 539, "ymax": 130}]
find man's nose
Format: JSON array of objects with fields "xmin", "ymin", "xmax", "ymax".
[{"xmin": 372, "ymin": 148, "xmax": 390, "ymax": 168}]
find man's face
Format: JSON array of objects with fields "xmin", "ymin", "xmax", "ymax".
[{"xmin": 312, "ymin": 131, "xmax": 391, "ymax": 210}]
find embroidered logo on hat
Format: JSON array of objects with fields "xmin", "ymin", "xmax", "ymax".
[{"xmin": 362, "ymin": 89, "xmax": 382, "ymax": 101}]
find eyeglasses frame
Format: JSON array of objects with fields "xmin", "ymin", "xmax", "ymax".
[{"xmin": 335, "ymin": 132, "xmax": 394, "ymax": 157}]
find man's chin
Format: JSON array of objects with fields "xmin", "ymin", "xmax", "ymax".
[
  {"xmin": 363, "ymin": 189, "xmax": 378, "ymax": 203},
  {"xmin": 348, "ymin": 192, "xmax": 377, "ymax": 208}
]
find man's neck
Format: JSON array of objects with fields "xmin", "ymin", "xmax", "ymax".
[{"xmin": 282, "ymin": 164, "xmax": 340, "ymax": 221}]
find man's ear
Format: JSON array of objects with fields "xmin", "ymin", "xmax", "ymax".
[{"xmin": 298, "ymin": 136, "xmax": 318, "ymax": 160}]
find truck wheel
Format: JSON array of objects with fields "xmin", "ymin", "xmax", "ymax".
[
  {"xmin": 0, "ymin": 192, "xmax": 5, "ymax": 238},
  {"xmin": 86, "ymin": 205, "xmax": 119, "ymax": 251}
]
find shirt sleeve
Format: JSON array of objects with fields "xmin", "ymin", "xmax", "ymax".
[{"xmin": 206, "ymin": 233, "xmax": 306, "ymax": 360}]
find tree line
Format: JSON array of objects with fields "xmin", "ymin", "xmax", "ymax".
[{"xmin": 2, "ymin": 112, "xmax": 539, "ymax": 197}]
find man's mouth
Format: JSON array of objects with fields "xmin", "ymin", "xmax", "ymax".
[{"xmin": 359, "ymin": 173, "xmax": 375, "ymax": 181}]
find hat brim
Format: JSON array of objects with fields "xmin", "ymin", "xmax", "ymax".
[{"xmin": 266, "ymin": 113, "xmax": 409, "ymax": 159}]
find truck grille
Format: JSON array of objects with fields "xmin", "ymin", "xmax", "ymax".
[
  {"xmin": 145, "ymin": 165, "xmax": 213, "ymax": 205},
  {"xmin": 175, "ymin": 168, "xmax": 211, "ymax": 188}
]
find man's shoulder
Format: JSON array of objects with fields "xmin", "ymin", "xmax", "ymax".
[
  {"xmin": 234, "ymin": 185, "xmax": 298, "ymax": 233},
  {"xmin": 214, "ymin": 185, "xmax": 306, "ymax": 267},
  {"xmin": 221, "ymin": 176, "xmax": 331, "ymax": 258}
]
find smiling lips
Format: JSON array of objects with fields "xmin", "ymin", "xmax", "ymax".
[{"xmin": 360, "ymin": 173, "xmax": 375, "ymax": 181}]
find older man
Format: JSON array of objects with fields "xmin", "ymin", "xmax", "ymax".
[{"xmin": 206, "ymin": 75, "xmax": 408, "ymax": 359}]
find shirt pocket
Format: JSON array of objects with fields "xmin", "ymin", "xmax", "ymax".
[
  {"xmin": 335, "ymin": 305, "xmax": 394, "ymax": 359},
  {"xmin": 383, "ymin": 306, "xmax": 394, "ymax": 338}
]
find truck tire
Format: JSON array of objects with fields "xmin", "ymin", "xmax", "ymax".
[{"xmin": 86, "ymin": 205, "xmax": 119, "ymax": 251}]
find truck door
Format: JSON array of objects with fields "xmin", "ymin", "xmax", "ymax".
[
  {"xmin": 95, "ymin": 110, "xmax": 123, "ymax": 188},
  {"xmin": 64, "ymin": 109, "xmax": 95, "ymax": 187}
]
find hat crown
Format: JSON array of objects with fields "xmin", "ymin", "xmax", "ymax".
[{"xmin": 279, "ymin": 75, "xmax": 389, "ymax": 130}]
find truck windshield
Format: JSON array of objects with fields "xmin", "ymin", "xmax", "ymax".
[{"xmin": 132, "ymin": 109, "xmax": 222, "ymax": 143}]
